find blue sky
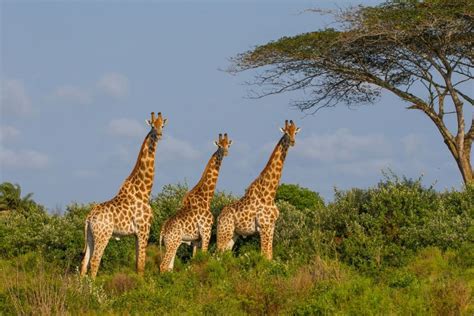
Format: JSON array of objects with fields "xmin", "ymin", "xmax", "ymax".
[{"xmin": 1, "ymin": 0, "xmax": 462, "ymax": 210}]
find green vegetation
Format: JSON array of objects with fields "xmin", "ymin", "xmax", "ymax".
[
  {"xmin": 231, "ymin": 0, "xmax": 474, "ymax": 185},
  {"xmin": 0, "ymin": 177, "xmax": 473, "ymax": 314}
]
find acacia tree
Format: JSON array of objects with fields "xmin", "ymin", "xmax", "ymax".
[{"xmin": 230, "ymin": 0, "xmax": 473, "ymax": 184}]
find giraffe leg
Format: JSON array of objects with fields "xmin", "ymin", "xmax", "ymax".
[
  {"xmin": 200, "ymin": 223, "xmax": 212, "ymax": 253},
  {"xmin": 259, "ymin": 223, "xmax": 276, "ymax": 260},
  {"xmin": 228, "ymin": 233, "xmax": 238, "ymax": 250},
  {"xmin": 217, "ymin": 213, "xmax": 235, "ymax": 252},
  {"xmin": 80, "ymin": 222, "xmax": 94, "ymax": 276},
  {"xmin": 160, "ymin": 234, "xmax": 181, "ymax": 273},
  {"xmin": 192, "ymin": 241, "xmax": 199, "ymax": 257},
  {"xmin": 89, "ymin": 224, "xmax": 113, "ymax": 279},
  {"xmin": 135, "ymin": 225, "xmax": 150, "ymax": 276}
]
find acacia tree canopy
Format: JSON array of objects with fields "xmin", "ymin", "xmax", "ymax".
[{"xmin": 231, "ymin": 0, "xmax": 474, "ymax": 184}]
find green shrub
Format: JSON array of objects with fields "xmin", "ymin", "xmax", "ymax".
[
  {"xmin": 274, "ymin": 201, "xmax": 327, "ymax": 263},
  {"xmin": 276, "ymin": 183, "xmax": 325, "ymax": 210},
  {"xmin": 318, "ymin": 175, "xmax": 473, "ymax": 272}
]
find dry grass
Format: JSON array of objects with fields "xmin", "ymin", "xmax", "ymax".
[
  {"xmin": 104, "ymin": 272, "xmax": 138, "ymax": 295},
  {"xmin": 3, "ymin": 261, "xmax": 68, "ymax": 315},
  {"xmin": 430, "ymin": 278, "xmax": 472, "ymax": 316}
]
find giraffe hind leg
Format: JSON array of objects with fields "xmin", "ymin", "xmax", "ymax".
[
  {"xmin": 160, "ymin": 232, "xmax": 181, "ymax": 273},
  {"xmin": 89, "ymin": 223, "xmax": 113, "ymax": 279}
]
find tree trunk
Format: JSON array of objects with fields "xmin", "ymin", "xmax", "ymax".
[
  {"xmin": 459, "ymin": 143, "xmax": 473, "ymax": 185},
  {"xmin": 445, "ymin": 138, "xmax": 473, "ymax": 185}
]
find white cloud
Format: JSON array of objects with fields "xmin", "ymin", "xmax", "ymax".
[
  {"xmin": 107, "ymin": 118, "xmax": 146, "ymax": 138},
  {"xmin": 158, "ymin": 135, "xmax": 201, "ymax": 162},
  {"xmin": 0, "ymin": 147, "xmax": 49, "ymax": 169},
  {"xmin": 97, "ymin": 73, "xmax": 130, "ymax": 98},
  {"xmin": 53, "ymin": 85, "xmax": 92, "ymax": 105},
  {"xmin": 1, "ymin": 79, "xmax": 33, "ymax": 116},
  {"xmin": 294, "ymin": 128, "xmax": 391, "ymax": 162},
  {"xmin": 0, "ymin": 126, "xmax": 20, "ymax": 143}
]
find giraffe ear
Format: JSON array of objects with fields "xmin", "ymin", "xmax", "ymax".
[
  {"xmin": 146, "ymin": 119, "xmax": 152, "ymax": 126},
  {"xmin": 295, "ymin": 127, "xmax": 301, "ymax": 133},
  {"xmin": 214, "ymin": 141, "xmax": 219, "ymax": 147},
  {"xmin": 280, "ymin": 127, "xmax": 285, "ymax": 133},
  {"xmin": 228, "ymin": 140, "xmax": 233, "ymax": 146},
  {"xmin": 163, "ymin": 118, "xmax": 168, "ymax": 126}
]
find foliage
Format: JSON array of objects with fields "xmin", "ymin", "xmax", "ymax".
[
  {"xmin": 318, "ymin": 175, "xmax": 473, "ymax": 272},
  {"xmin": 231, "ymin": 0, "xmax": 474, "ymax": 184},
  {"xmin": 0, "ymin": 180, "xmax": 472, "ymax": 314},
  {"xmin": 0, "ymin": 247, "xmax": 471, "ymax": 315},
  {"xmin": 0, "ymin": 182, "xmax": 40, "ymax": 215},
  {"xmin": 276, "ymin": 183, "xmax": 324, "ymax": 210}
]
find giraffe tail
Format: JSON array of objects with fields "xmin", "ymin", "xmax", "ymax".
[{"xmin": 83, "ymin": 220, "xmax": 90, "ymax": 254}]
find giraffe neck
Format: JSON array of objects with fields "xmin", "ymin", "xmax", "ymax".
[
  {"xmin": 122, "ymin": 128, "xmax": 159, "ymax": 199},
  {"xmin": 184, "ymin": 147, "xmax": 224, "ymax": 206},
  {"xmin": 251, "ymin": 134, "xmax": 291, "ymax": 198}
]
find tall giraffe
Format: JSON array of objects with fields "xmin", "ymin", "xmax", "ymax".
[
  {"xmin": 160, "ymin": 133, "xmax": 232, "ymax": 272},
  {"xmin": 217, "ymin": 120, "xmax": 300, "ymax": 259},
  {"xmin": 80, "ymin": 112, "xmax": 167, "ymax": 278}
]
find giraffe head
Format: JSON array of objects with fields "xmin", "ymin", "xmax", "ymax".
[
  {"xmin": 280, "ymin": 120, "xmax": 300, "ymax": 146},
  {"xmin": 146, "ymin": 112, "xmax": 167, "ymax": 140},
  {"xmin": 214, "ymin": 133, "xmax": 233, "ymax": 156}
]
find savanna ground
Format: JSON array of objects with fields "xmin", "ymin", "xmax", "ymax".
[{"xmin": 0, "ymin": 175, "xmax": 472, "ymax": 315}]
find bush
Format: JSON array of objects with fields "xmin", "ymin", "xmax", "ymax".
[
  {"xmin": 0, "ymin": 178, "xmax": 473, "ymax": 314},
  {"xmin": 273, "ymin": 201, "xmax": 327, "ymax": 263},
  {"xmin": 276, "ymin": 183, "xmax": 325, "ymax": 210},
  {"xmin": 318, "ymin": 175, "xmax": 473, "ymax": 272}
]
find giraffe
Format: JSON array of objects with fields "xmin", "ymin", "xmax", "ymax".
[
  {"xmin": 217, "ymin": 120, "xmax": 300, "ymax": 260},
  {"xmin": 80, "ymin": 112, "xmax": 167, "ymax": 278},
  {"xmin": 159, "ymin": 133, "xmax": 232, "ymax": 272}
]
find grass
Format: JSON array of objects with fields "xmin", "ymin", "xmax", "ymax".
[{"xmin": 0, "ymin": 246, "xmax": 472, "ymax": 315}]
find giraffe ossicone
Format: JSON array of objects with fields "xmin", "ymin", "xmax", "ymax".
[
  {"xmin": 217, "ymin": 120, "xmax": 300, "ymax": 260},
  {"xmin": 80, "ymin": 112, "xmax": 167, "ymax": 279},
  {"xmin": 159, "ymin": 133, "xmax": 232, "ymax": 272}
]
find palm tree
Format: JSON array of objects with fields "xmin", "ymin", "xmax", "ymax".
[{"xmin": 0, "ymin": 182, "xmax": 35, "ymax": 212}]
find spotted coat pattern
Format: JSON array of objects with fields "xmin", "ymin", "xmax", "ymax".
[
  {"xmin": 217, "ymin": 121, "xmax": 299, "ymax": 260},
  {"xmin": 80, "ymin": 112, "xmax": 166, "ymax": 278},
  {"xmin": 159, "ymin": 134, "xmax": 232, "ymax": 272}
]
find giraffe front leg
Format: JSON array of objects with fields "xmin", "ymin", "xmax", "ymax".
[
  {"xmin": 135, "ymin": 226, "xmax": 150, "ymax": 276},
  {"xmin": 259, "ymin": 223, "xmax": 276, "ymax": 260},
  {"xmin": 200, "ymin": 223, "xmax": 212, "ymax": 253},
  {"xmin": 192, "ymin": 242, "xmax": 199, "ymax": 257}
]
